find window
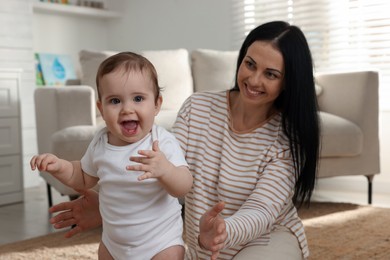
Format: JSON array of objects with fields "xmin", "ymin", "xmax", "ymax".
[{"xmin": 231, "ymin": 0, "xmax": 390, "ymax": 110}]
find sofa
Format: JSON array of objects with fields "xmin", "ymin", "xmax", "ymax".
[{"xmin": 34, "ymin": 49, "xmax": 380, "ymax": 206}]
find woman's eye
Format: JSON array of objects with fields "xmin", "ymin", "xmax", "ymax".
[
  {"xmin": 265, "ymin": 71, "xmax": 277, "ymax": 79},
  {"xmin": 245, "ymin": 60, "xmax": 255, "ymax": 69},
  {"xmin": 133, "ymin": 96, "xmax": 144, "ymax": 102},
  {"xmin": 109, "ymin": 98, "xmax": 120, "ymax": 104}
]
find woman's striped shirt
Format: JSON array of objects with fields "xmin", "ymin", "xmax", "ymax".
[{"xmin": 172, "ymin": 91, "xmax": 308, "ymax": 259}]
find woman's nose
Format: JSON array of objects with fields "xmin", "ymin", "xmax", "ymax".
[{"xmin": 248, "ymin": 71, "xmax": 262, "ymax": 86}]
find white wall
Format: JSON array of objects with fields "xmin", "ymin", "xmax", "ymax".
[
  {"xmin": 106, "ymin": 0, "xmax": 232, "ymax": 52},
  {"xmin": 33, "ymin": 11, "xmax": 110, "ymax": 77},
  {"xmin": 0, "ymin": 0, "xmax": 36, "ymax": 188},
  {"xmin": 33, "ymin": 0, "xmax": 233, "ymax": 74}
]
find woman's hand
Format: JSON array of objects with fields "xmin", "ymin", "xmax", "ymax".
[
  {"xmin": 49, "ymin": 189, "xmax": 101, "ymax": 238},
  {"xmin": 199, "ymin": 201, "xmax": 228, "ymax": 260}
]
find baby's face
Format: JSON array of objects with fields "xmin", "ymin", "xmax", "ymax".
[{"xmin": 97, "ymin": 68, "xmax": 162, "ymax": 146}]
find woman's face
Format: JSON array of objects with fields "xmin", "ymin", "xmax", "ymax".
[{"xmin": 237, "ymin": 41, "xmax": 285, "ymax": 108}]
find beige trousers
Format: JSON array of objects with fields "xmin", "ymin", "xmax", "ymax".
[{"xmin": 232, "ymin": 226, "xmax": 304, "ymax": 260}]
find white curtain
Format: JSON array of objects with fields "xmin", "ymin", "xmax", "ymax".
[{"xmin": 231, "ymin": 0, "xmax": 390, "ymax": 110}]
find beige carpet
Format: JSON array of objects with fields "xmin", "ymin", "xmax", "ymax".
[
  {"xmin": 0, "ymin": 202, "xmax": 389, "ymax": 259},
  {"xmin": 0, "ymin": 227, "xmax": 101, "ymax": 260},
  {"xmin": 299, "ymin": 202, "xmax": 390, "ymax": 259}
]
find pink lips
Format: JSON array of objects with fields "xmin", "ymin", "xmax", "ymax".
[
  {"xmin": 245, "ymin": 85, "xmax": 264, "ymax": 97},
  {"xmin": 121, "ymin": 120, "xmax": 138, "ymax": 135}
]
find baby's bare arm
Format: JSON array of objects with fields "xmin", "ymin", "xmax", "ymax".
[
  {"xmin": 30, "ymin": 153, "xmax": 98, "ymax": 190},
  {"xmin": 159, "ymin": 165, "xmax": 193, "ymax": 198}
]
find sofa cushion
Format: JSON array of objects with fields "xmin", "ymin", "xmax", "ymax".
[
  {"xmin": 79, "ymin": 50, "xmax": 117, "ymax": 98},
  {"xmin": 191, "ymin": 49, "xmax": 238, "ymax": 92},
  {"xmin": 155, "ymin": 110, "xmax": 178, "ymax": 132},
  {"xmin": 79, "ymin": 50, "xmax": 117, "ymax": 117},
  {"xmin": 319, "ymin": 112, "xmax": 363, "ymax": 157},
  {"xmin": 51, "ymin": 125, "xmax": 99, "ymax": 160},
  {"xmin": 79, "ymin": 49, "xmax": 193, "ymax": 115},
  {"xmin": 315, "ymin": 84, "xmax": 323, "ymax": 96},
  {"xmin": 142, "ymin": 49, "xmax": 193, "ymax": 111}
]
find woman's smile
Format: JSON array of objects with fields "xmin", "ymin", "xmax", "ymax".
[{"xmin": 244, "ymin": 85, "xmax": 265, "ymax": 97}]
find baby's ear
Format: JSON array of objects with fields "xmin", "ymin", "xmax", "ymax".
[
  {"xmin": 97, "ymin": 100, "xmax": 104, "ymax": 117},
  {"xmin": 154, "ymin": 95, "xmax": 163, "ymax": 115}
]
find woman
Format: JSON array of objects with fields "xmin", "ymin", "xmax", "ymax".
[{"xmin": 49, "ymin": 21, "xmax": 320, "ymax": 260}]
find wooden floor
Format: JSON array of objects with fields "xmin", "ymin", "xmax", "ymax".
[
  {"xmin": 0, "ymin": 180, "xmax": 389, "ymax": 246},
  {"xmin": 0, "ymin": 182, "xmax": 68, "ymax": 245}
]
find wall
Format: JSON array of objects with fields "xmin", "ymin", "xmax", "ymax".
[
  {"xmin": 0, "ymin": 0, "xmax": 36, "ymax": 188},
  {"xmin": 107, "ymin": 0, "xmax": 232, "ymax": 52},
  {"xmin": 33, "ymin": 0, "xmax": 233, "ymax": 75},
  {"xmin": 33, "ymin": 13, "xmax": 110, "ymax": 76}
]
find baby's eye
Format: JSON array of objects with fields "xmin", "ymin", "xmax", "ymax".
[
  {"xmin": 133, "ymin": 96, "xmax": 144, "ymax": 102},
  {"xmin": 109, "ymin": 98, "xmax": 120, "ymax": 104}
]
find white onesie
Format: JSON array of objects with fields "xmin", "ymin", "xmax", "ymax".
[{"xmin": 81, "ymin": 124, "xmax": 187, "ymax": 259}]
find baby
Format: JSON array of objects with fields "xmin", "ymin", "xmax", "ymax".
[{"xmin": 31, "ymin": 52, "xmax": 193, "ymax": 260}]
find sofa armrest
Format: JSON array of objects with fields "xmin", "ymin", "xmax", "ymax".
[
  {"xmin": 316, "ymin": 71, "xmax": 380, "ymax": 170},
  {"xmin": 34, "ymin": 85, "xmax": 96, "ymax": 154},
  {"xmin": 65, "ymin": 79, "xmax": 82, "ymax": 85},
  {"xmin": 316, "ymin": 71, "xmax": 379, "ymax": 124}
]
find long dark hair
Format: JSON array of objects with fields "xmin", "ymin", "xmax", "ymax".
[{"xmin": 232, "ymin": 21, "xmax": 320, "ymax": 206}]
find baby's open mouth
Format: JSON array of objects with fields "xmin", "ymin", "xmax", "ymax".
[{"xmin": 121, "ymin": 120, "xmax": 138, "ymax": 131}]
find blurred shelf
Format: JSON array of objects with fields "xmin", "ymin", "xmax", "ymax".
[{"xmin": 33, "ymin": 2, "xmax": 121, "ymax": 19}]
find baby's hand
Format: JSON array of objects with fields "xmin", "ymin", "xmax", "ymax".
[
  {"xmin": 127, "ymin": 140, "xmax": 174, "ymax": 181},
  {"xmin": 30, "ymin": 153, "xmax": 62, "ymax": 174}
]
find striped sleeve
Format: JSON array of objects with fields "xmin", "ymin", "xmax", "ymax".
[{"xmin": 224, "ymin": 141, "xmax": 296, "ymax": 248}]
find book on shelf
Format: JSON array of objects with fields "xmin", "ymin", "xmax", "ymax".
[
  {"xmin": 35, "ymin": 52, "xmax": 77, "ymax": 86},
  {"xmin": 35, "ymin": 53, "xmax": 45, "ymax": 86}
]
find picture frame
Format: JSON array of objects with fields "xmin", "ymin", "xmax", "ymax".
[{"xmin": 36, "ymin": 53, "xmax": 77, "ymax": 86}]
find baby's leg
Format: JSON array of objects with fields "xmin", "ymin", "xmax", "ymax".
[
  {"xmin": 152, "ymin": 245, "xmax": 185, "ymax": 260},
  {"xmin": 98, "ymin": 241, "xmax": 114, "ymax": 260}
]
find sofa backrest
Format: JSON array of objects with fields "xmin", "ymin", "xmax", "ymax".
[
  {"xmin": 191, "ymin": 49, "xmax": 238, "ymax": 92},
  {"xmin": 142, "ymin": 49, "xmax": 193, "ymax": 111}
]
